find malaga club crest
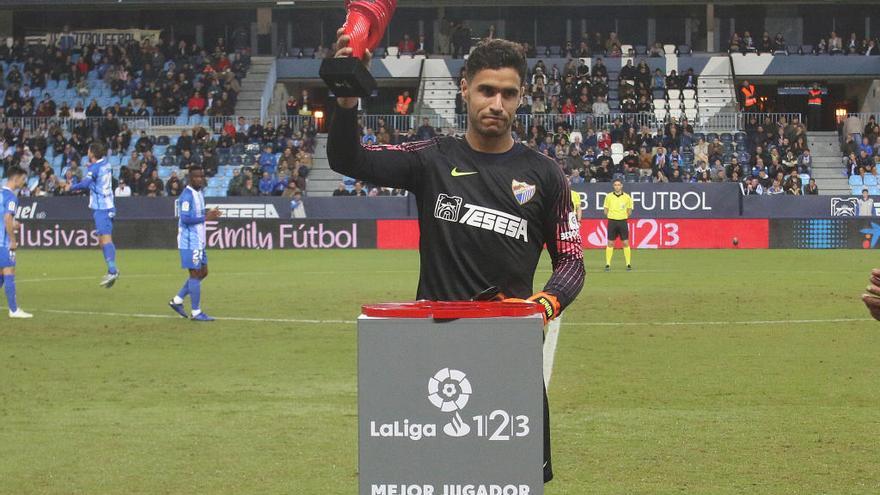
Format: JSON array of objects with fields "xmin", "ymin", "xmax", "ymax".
[{"xmin": 511, "ymin": 179, "xmax": 536, "ymax": 205}]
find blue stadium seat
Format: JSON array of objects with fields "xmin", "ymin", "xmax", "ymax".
[
  {"xmin": 865, "ymin": 175, "xmax": 878, "ymax": 186},
  {"xmin": 800, "ymin": 173, "xmax": 810, "ymax": 183},
  {"xmin": 635, "ymin": 45, "xmax": 647, "ymax": 55},
  {"xmin": 27, "ymin": 177, "xmax": 38, "ymax": 190},
  {"xmin": 189, "ymin": 115, "xmax": 203, "ymax": 126},
  {"xmin": 871, "ymin": 187, "xmax": 880, "ymax": 196},
  {"xmin": 849, "ymin": 175, "xmax": 864, "ymax": 186},
  {"xmin": 373, "ymin": 47, "xmax": 386, "ymax": 58},
  {"xmin": 852, "ymin": 186, "xmax": 865, "ymax": 195},
  {"xmin": 720, "ymin": 133, "xmax": 733, "ymax": 142},
  {"xmin": 153, "ymin": 145, "xmax": 168, "ymax": 157},
  {"xmin": 52, "ymin": 155, "xmax": 63, "ymax": 168},
  {"xmin": 677, "ymin": 45, "xmax": 692, "ymax": 55},
  {"xmin": 157, "ymin": 135, "xmax": 171, "ymax": 145},
  {"xmin": 175, "ymin": 116, "xmax": 189, "ymax": 126}
]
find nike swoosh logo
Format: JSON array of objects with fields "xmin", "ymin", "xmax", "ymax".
[{"xmin": 451, "ymin": 167, "xmax": 478, "ymax": 177}]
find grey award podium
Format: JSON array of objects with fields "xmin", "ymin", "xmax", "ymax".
[{"xmin": 358, "ymin": 301, "xmax": 546, "ymax": 495}]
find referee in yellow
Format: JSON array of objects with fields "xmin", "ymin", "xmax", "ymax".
[{"xmin": 603, "ymin": 178, "xmax": 634, "ymax": 271}]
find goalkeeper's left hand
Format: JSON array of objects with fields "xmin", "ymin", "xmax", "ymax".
[
  {"xmin": 528, "ymin": 292, "xmax": 560, "ymax": 324},
  {"xmin": 504, "ymin": 292, "xmax": 560, "ymax": 325}
]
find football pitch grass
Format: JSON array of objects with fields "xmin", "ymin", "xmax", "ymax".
[{"xmin": 1, "ymin": 248, "xmax": 878, "ymax": 494}]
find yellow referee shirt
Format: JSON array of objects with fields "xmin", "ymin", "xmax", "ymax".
[
  {"xmin": 603, "ymin": 192, "xmax": 634, "ymax": 220},
  {"xmin": 571, "ymin": 190, "xmax": 581, "ymax": 213}
]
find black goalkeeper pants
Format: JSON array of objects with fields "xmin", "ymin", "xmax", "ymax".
[{"xmin": 543, "ymin": 384, "xmax": 553, "ymax": 483}]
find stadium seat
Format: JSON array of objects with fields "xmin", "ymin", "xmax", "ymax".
[
  {"xmin": 682, "ymin": 89, "xmax": 696, "ymax": 100},
  {"xmin": 373, "ymin": 47, "xmax": 385, "ymax": 58},
  {"xmin": 535, "ymin": 46, "xmax": 547, "ymax": 56},
  {"xmin": 625, "ymin": 173, "xmax": 638, "ymax": 183},
  {"xmin": 801, "ymin": 45, "xmax": 814, "ymax": 54},
  {"xmin": 786, "ymin": 45, "xmax": 799, "ymax": 54},
  {"xmin": 865, "ymin": 175, "xmax": 878, "ymax": 186},
  {"xmin": 653, "ymin": 98, "xmax": 666, "ymax": 110},
  {"xmin": 800, "ymin": 174, "xmax": 810, "ymax": 183},
  {"xmin": 635, "ymin": 45, "xmax": 647, "ymax": 55},
  {"xmin": 677, "ymin": 45, "xmax": 692, "ymax": 55},
  {"xmin": 871, "ymin": 187, "xmax": 880, "ymax": 196},
  {"xmin": 849, "ymin": 175, "xmax": 864, "ymax": 186},
  {"xmin": 853, "ymin": 186, "xmax": 866, "ymax": 195},
  {"xmin": 720, "ymin": 133, "xmax": 733, "ymax": 142},
  {"xmin": 683, "ymin": 99, "xmax": 696, "ymax": 109},
  {"xmin": 610, "ymin": 143, "xmax": 624, "ymax": 155},
  {"xmin": 652, "ymin": 89, "xmax": 665, "ymax": 100},
  {"xmin": 385, "ymin": 46, "xmax": 398, "ymax": 57},
  {"xmin": 620, "ymin": 44, "xmax": 633, "ymax": 56},
  {"xmin": 302, "ymin": 47, "xmax": 316, "ymax": 58},
  {"xmin": 663, "ymin": 44, "xmax": 676, "ymax": 55},
  {"xmin": 175, "ymin": 116, "xmax": 189, "ymax": 126},
  {"xmin": 549, "ymin": 46, "xmax": 561, "ymax": 56}
]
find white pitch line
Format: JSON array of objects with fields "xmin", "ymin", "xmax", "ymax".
[
  {"xmin": 39, "ymin": 309, "xmax": 355, "ymax": 325},
  {"xmin": 562, "ymin": 317, "xmax": 873, "ymax": 327},
  {"xmin": 17, "ymin": 270, "xmax": 420, "ymax": 284},
  {"xmin": 543, "ymin": 317, "xmax": 561, "ymax": 388},
  {"xmin": 35, "ymin": 309, "xmax": 872, "ymax": 328}
]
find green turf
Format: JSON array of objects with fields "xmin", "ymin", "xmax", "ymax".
[{"xmin": 0, "ymin": 249, "xmax": 878, "ymax": 494}]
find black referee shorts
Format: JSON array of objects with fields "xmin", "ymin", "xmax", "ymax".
[{"xmin": 607, "ymin": 219, "xmax": 629, "ymax": 241}]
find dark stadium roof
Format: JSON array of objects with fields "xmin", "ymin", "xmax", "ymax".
[{"xmin": 4, "ymin": 0, "xmax": 876, "ymax": 7}]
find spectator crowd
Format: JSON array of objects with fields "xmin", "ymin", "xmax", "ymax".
[
  {"xmin": 0, "ymin": 31, "xmax": 249, "ymax": 121},
  {"xmin": 0, "ymin": 114, "xmax": 317, "ymax": 199}
]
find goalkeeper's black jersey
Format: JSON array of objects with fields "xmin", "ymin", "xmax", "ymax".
[{"xmin": 328, "ymin": 105, "xmax": 585, "ymax": 311}]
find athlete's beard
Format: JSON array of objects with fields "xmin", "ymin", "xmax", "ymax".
[{"xmin": 468, "ymin": 110, "xmax": 511, "ymax": 138}]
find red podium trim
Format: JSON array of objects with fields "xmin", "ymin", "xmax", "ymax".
[{"xmin": 361, "ymin": 301, "xmax": 544, "ymax": 319}]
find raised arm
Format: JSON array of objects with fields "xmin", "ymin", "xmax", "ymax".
[{"xmin": 326, "ymin": 29, "xmax": 425, "ymax": 191}]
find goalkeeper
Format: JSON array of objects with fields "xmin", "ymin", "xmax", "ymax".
[{"xmin": 328, "ymin": 35, "xmax": 585, "ymax": 483}]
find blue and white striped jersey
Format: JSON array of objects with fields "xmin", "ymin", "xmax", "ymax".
[
  {"xmin": 177, "ymin": 186, "xmax": 207, "ymax": 250},
  {"xmin": 86, "ymin": 158, "xmax": 115, "ymax": 210},
  {"xmin": 1, "ymin": 187, "xmax": 17, "ymax": 249}
]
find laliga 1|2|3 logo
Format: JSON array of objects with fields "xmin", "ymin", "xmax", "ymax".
[{"xmin": 369, "ymin": 368, "xmax": 531, "ymax": 442}]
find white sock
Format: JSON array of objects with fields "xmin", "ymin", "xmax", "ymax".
[
  {"xmin": 172, "ymin": 296, "xmax": 184, "ymax": 305},
  {"xmin": 192, "ymin": 309, "xmax": 202, "ymax": 317}
]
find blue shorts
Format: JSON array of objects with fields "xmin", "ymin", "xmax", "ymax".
[
  {"xmin": 93, "ymin": 209, "xmax": 116, "ymax": 236},
  {"xmin": 0, "ymin": 248, "xmax": 15, "ymax": 268},
  {"xmin": 180, "ymin": 249, "xmax": 208, "ymax": 270}
]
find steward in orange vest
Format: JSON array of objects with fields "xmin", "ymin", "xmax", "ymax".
[
  {"xmin": 740, "ymin": 80, "xmax": 757, "ymax": 110},
  {"xmin": 395, "ymin": 91, "xmax": 413, "ymax": 115}
]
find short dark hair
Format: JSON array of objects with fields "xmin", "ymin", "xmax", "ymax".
[
  {"xmin": 612, "ymin": 178, "xmax": 623, "ymax": 185},
  {"xmin": 6, "ymin": 166, "xmax": 26, "ymax": 179},
  {"xmin": 188, "ymin": 165, "xmax": 204, "ymax": 175},
  {"xmin": 89, "ymin": 142, "xmax": 106, "ymax": 159},
  {"xmin": 464, "ymin": 39, "xmax": 527, "ymax": 87}
]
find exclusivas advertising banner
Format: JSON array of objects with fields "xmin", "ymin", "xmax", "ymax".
[
  {"xmin": 16, "ymin": 220, "xmax": 376, "ymax": 250},
  {"xmin": 376, "ymin": 219, "xmax": 770, "ymax": 250},
  {"xmin": 15, "ymin": 197, "xmax": 291, "ymax": 221},
  {"xmin": 571, "ymin": 183, "xmax": 742, "ymax": 219},
  {"xmin": 769, "ymin": 219, "xmax": 880, "ymax": 249}
]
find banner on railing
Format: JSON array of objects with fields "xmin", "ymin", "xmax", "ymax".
[{"xmin": 27, "ymin": 29, "xmax": 162, "ymax": 48}]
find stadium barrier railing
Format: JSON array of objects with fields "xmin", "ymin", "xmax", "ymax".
[
  {"xmin": 356, "ymin": 112, "xmax": 802, "ymax": 135},
  {"xmin": 260, "ymin": 59, "xmax": 278, "ymax": 123},
  {"xmin": 0, "ymin": 112, "xmax": 801, "ymax": 138}
]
